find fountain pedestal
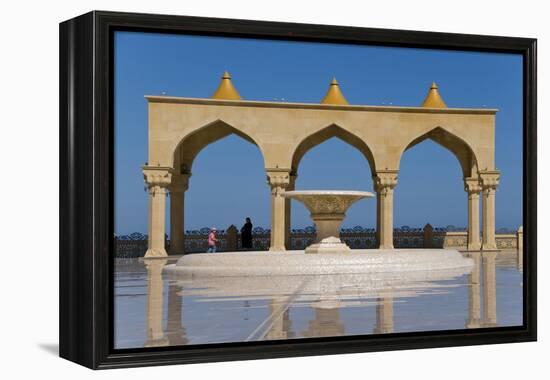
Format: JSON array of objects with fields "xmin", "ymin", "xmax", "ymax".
[
  {"xmin": 284, "ymin": 190, "xmax": 374, "ymax": 254},
  {"xmin": 305, "ymin": 236, "xmax": 352, "ymax": 254}
]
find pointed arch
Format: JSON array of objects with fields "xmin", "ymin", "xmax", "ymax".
[
  {"xmin": 291, "ymin": 124, "xmax": 376, "ymax": 174},
  {"xmin": 172, "ymin": 119, "xmax": 264, "ymax": 173},
  {"xmin": 401, "ymin": 127, "xmax": 479, "ymax": 178}
]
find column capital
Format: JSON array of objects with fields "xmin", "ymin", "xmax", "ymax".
[
  {"xmin": 479, "ymin": 170, "xmax": 500, "ymax": 191},
  {"xmin": 373, "ymin": 170, "xmax": 398, "ymax": 193},
  {"xmin": 266, "ymin": 168, "xmax": 291, "ymax": 193},
  {"xmin": 464, "ymin": 177, "xmax": 482, "ymax": 194},
  {"xmin": 170, "ymin": 172, "xmax": 191, "ymax": 193},
  {"xmin": 143, "ymin": 166, "xmax": 173, "ymax": 188},
  {"xmin": 266, "ymin": 168, "xmax": 290, "ymax": 251}
]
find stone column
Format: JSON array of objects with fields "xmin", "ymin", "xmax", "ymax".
[
  {"xmin": 284, "ymin": 173, "xmax": 297, "ymax": 250},
  {"xmin": 143, "ymin": 167, "xmax": 172, "ymax": 257},
  {"xmin": 464, "ymin": 177, "xmax": 482, "ymax": 251},
  {"xmin": 374, "ymin": 171, "xmax": 398, "ymax": 250},
  {"xmin": 482, "ymin": 251, "xmax": 497, "ymax": 327},
  {"xmin": 144, "ymin": 259, "xmax": 169, "ymax": 347},
  {"xmin": 169, "ymin": 173, "xmax": 190, "ymax": 255},
  {"xmin": 466, "ymin": 252, "xmax": 481, "ymax": 328},
  {"xmin": 516, "ymin": 225, "xmax": 523, "ymax": 252},
  {"xmin": 267, "ymin": 169, "xmax": 291, "ymax": 252},
  {"xmin": 480, "ymin": 171, "xmax": 500, "ymax": 251}
]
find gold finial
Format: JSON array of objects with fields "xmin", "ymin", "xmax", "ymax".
[
  {"xmin": 321, "ymin": 77, "xmax": 349, "ymax": 105},
  {"xmin": 421, "ymin": 81, "xmax": 447, "ymax": 108},
  {"xmin": 212, "ymin": 71, "xmax": 242, "ymax": 100}
]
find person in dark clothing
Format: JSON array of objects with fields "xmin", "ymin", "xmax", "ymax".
[{"xmin": 241, "ymin": 217, "xmax": 253, "ymax": 249}]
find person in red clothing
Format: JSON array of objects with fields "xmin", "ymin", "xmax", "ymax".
[{"xmin": 206, "ymin": 227, "xmax": 218, "ymax": 253}]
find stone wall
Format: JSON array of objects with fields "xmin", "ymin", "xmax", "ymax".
[{"xmin": 442, "ymin": 231, "xmax": 519, "ymax": 250}]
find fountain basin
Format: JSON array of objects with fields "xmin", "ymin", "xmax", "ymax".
[
  {"xmin": 284, "ymin": 190, "xmax": 374, "ymax": 253},
  {"xmin": 165, "ymin": 249, "xmax": 473, "ymax": 277},
  {"xmin": 165, "ymin": 254, "xmax": 472, "ymax": 300}
]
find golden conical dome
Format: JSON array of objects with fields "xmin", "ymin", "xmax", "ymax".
[
  {"xmin": 321, "ymin": 78, "xmax": 349, "ymax": 105},
  {"xmin": 212, "ymin": 71, "xmax": 242, "ymax": 100},
  {"xmin": 421, "ymin": 82, "xmax": 447, "ymax": 108}
]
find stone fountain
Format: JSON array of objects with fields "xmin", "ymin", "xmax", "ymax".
[{"xmin": 284, "ymin": 190, "xmax": 374, "ymax": 254}]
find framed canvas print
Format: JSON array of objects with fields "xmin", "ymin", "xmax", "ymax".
[{"xmin": 59, "ymin": 11, "xmax": 537, "ymax": 369}]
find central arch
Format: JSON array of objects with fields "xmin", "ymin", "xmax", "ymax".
[
  {"xmin": 288, "ymin": 124, "xmax": 376, "ymax": 250},
  {"xmin": 291, "ymin": 124, "xmax": 376, "ymax": 175}
]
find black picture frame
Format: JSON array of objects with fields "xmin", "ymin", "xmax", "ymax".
[{"xmin": 59, "ymin": 10, "xmax": 537, "ymax": 369}]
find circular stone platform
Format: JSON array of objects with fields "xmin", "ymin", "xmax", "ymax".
[{"xmin": 164, "ymin": 249, "xmax": 473, "ymax": 277}]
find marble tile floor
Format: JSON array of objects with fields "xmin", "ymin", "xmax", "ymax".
[{"xmin": 114, "ymin": 250, "xmax": 523, "ymax": 349}]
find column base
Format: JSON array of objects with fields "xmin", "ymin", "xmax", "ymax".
[
  {"xmin": 482, "ymin": 251, "xmax": 498, "ymax": 259},
  {"xmin": 144, "ymin": 337, "xmax": 170, "ymax": 347},
  {"xmin": 145, "ymin": 248, "xmax": 168, "ymax": 258},
  {"xmin": 269, "ymin": 246, "xmax": 286, "ymax": 252},
  {"xmin": 467, "ymin": 242, "xmax": 482, "ymax": 251},
  {"xmin": 481, "ymin": 245, "xmax": 499, "ymax": 252},
  {"xmin": 305, "ymin": 236, "xmax": 351, "ymax": 254},
  {"xmin": 373, "ymin": 327, "xmax": 393, "ymax": 334},
  {"xmin": 466, "ymin": 320, "xmax": 481, "ymax": 329},
  {"xmin": 378, "ymin": 243, "xmax": 394, "ymax": 250}
]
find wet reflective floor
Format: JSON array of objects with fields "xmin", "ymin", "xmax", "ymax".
[{"xmin": 114, "ymin": 251, "xmax": 523, "ymax": 349}]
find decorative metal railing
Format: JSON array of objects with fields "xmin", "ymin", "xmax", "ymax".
[{"xmin": 114, "ymin": 225, "xmax": 521, "ymax": 258}]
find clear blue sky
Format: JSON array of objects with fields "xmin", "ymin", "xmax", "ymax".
[{"xmin": 114, "ymin": 31, "xmax": 523, "ymax": 235}]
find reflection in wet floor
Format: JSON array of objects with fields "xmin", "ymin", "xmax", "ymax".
[{"xmin": 114, "ymin": 251, "xmax": 523, "ymax": 349}]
